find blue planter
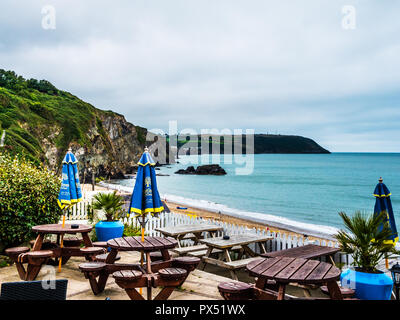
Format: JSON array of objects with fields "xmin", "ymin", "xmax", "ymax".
[
  {"xmin": 340, "ymin": 268, "xmax": 393, "ymax": 300},
  {"xmin": 95, "ymin": 220, "xmax": 124, "ymax": 242}
]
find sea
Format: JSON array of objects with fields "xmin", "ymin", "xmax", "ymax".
[{"xmin": 112, "ymin": 153, "xmax": 400, "ymax": 239}]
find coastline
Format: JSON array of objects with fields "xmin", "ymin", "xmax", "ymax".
[{"xmin": 96, "ymin": 181, "xmax": 339, "ymax": 242}]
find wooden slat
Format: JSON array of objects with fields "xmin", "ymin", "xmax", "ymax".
[
  {"xmin": 323, "ymin": 265, "xmax": 341, "ymax": 281},
  {"xmin": 306, "ymin": 262, "xmax": 332, "ymax": 282},
  {"xmin": 248, "ymin": 257, "xmax": 282, "ymax": 275},
  {"xmin": 261, "ymin": 257, "xmax": 295, "ymax": 278},
  {"xmin": 289, "ymin": 260, "xmax": 320, "ymax": 282},
  {"xmin": 274, "ymin": 258, "xmax": 307, "ymax": 281}
]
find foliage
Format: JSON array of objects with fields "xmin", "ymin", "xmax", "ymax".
[
  {"xmin": 0, "ymin": 69, "xmax": 146, "ymax": 165},
  {"xmin": 0, "ymin": 153, "xmax": 62, "ymax": 249},
  {"xmin": 95, "ymin": 176, "xmax": 106, "ymax": 183},
  {"xmin": 335, "ymin": 211, "xmax": 400, "ymax": 273},
  {"xmin": 91, "ymin": 191, "xmax": 126, "ymax": 222},
  {"xmin": 123, "ymin": 222, "xmax": 142, "ymax": 237}
]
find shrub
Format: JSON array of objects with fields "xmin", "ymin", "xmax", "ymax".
[
  {"xmin": 0, "ymin": 153, "xmax": 62, "ymax": 250},
  {"xmin": 91, "ymin": 191, "xmax": 126, "ymax": 221},
  {"xmin": 335, "ymin": 211, "xmax": 400, "ymax": 273},
  {"xmin": 123, "ymin": 222, "xmax": 142, "ymax": 237}
]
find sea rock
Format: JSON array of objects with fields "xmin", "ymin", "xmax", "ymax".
[{"xmin": 175, "ymin": 164, "xmax": 226, "ymax": 175}]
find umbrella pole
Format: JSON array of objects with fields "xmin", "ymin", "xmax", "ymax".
[
  {"xmin": 140, "ymin": 215, "xmax": 145, "ymax": 295},
  {"xmin": 58, "ymin": 212, "xmax": 66, "ymax": 272}
]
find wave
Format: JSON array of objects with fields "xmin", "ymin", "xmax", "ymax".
[{"xmin": 98, "ymin": 181, "xmax": 339, "ymax": 240}]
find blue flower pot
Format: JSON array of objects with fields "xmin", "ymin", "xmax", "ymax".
[
  {"xmin": 95, "ymin": 220, "xmax": 124, "ymax": 242},
  {"xmin": 340, "ymin": 268, "xmax": 393, "ymax": 300}
]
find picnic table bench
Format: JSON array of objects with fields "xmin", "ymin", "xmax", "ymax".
[
  {"xmin": 5, "ymin": 223, "xmax": 102, "ymax": 281},
  {"xmin": 219, "ymin": 256, "xmax": 345, "ymax": 300},
  {"xmin": 199, "ymin": 234, "xmax": 273, "ymax": 280},
  {"xmin": 156, "ymin": 224, "xmax": 223, "ymax": 248},
  {"xmin": 78, "ymin": 236, "xmax": 200, "ymax": 300},
  {"xmin": 261, "ymin": 244, "xmax": 340, "ymax": 265}
]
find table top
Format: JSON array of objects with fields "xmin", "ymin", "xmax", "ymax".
[
  {"xmin": 155, "ymin": 224, "xmax": 223, "ymax": 236},
  {"xmin": 32, "ymin": 223, "xmax": 92, "ymax": 234},
  {"xmin": 261, "ymin": 244, "xmax": 340, "ymax": 260},
  {"xmin": 107, "ymin": 236, "xmax": 178, "ymax": 252},
  {"xmin": 247, "ymin": 257, "xmax": 341, "ymax": 285},
  {"xmin": 200, "ymin": 234, "xmax": 272, "ymax": 249}
]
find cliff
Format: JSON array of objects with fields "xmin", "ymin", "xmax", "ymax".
[{"xmin": 0, "ymin": 70, "xmax": 147, "ymax": 180}]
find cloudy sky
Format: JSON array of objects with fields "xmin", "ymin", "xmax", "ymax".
[{"xmin": 1, "ymin": 0, "xmax": 399, "ymax": 152}]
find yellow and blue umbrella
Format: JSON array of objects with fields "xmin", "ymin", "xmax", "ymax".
[
  {"xmin": 57, "ymin": 148, "xmax": 83, "ymax": 210},
  {"xmin": 373, "ymin": 177, "xmax": 398, "ymax": 245},
  {"xmin": 128, "ymin": 147, "xmax": 164, "ymax": 241},
  {"xmin": 56, "ymin": 148, "xmax": 82, "ymax": 271}
]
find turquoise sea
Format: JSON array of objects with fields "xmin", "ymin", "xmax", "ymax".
[{"xmin": 115, "ymin": 153, "xmax": 400, "ymax": 237}]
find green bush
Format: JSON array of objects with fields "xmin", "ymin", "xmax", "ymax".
[
  {"xmin": 0, "ymin": 153, "xmax": 62, "ymax": 250},
  {"xmin": 123, "ymin": 222, "xmax": 142, "ymax": 237}
]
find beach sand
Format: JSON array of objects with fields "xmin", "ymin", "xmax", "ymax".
[{"xmin": 163, "ymin": 200, "xmax": 325, "ymax": 242}]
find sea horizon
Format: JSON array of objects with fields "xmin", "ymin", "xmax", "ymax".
[{"xmin": 109, "ymin": 152, "xmax": 400, "ymax": 239}]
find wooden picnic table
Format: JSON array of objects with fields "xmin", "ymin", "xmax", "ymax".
[
  {"xmin": 247, "ymin": 257, "xmax": 343, "ymax": 300},
  {"xmin": 6, "ymin": 223, "xmax": 98, "ymax": 281},
  {"xmin": 199, "ymin": 234, "xmax": 273, "ymax": 280},
  {"xmin": 79, "ymin": 236, "xmax": 200, "ymax": 300},
  {"xmin": 261, "ymin": 244, "xmax": 340, "ymax": 265},
  {"xmin": 155, "ymin": 224, "xmax": 223, "ymax": 247}
]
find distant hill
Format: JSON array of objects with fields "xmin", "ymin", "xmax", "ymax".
[
  {"xmin": 171, "ymin": 134, "xmax": 330, "ymax": 155},
  {"xmin": 253, "ymin": 134, "xmax": 330, "ymax": 154}
]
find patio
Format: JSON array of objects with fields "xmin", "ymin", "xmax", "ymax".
[{"xmin": 0, "ymin": 249, "xmax": 328, "ymax": 300}]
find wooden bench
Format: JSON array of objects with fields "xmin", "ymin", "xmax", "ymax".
[
  {"xmin": 95, "ymin": 253, "xmax": 121, "ymax": 262},
  {"xmin": 188, "ymin": 248, "xmax": 223, "ymax": 257},
  {"xmin": 20, "ymin": 250, "xmax": 53, "ymax": 281},
  {"xmin": 172, "ymin": 244, "xmax": 209, "ymax": 256},
  {"xmin": 5, "ymin": 247, "xmax": 30, "ymax": 263},
  {"xmin": 206, "ymin": 256, "xmax": 261, "ymax": 270},
  {"xmin": 80, "ymin": 247, "xmax": 106, "ymax": 261},
  {"xmin": 92, "ymin": 241, "xmax": 108, "ymax": 248},
  {"xmin": 158, "ymin": 267, "xmax": 187, "ymax": 282},
  {"xmin": 218, "ymin": 281, "xmax": 296, "ymax": 300},
  {"xmin": 79, "ymin": 262, "xmax": 107, "ymax": 295},
  {"xmin": 63, "ymin": 236, "xmax": 82, "ymax": 247},
  {"xmin": 218, "ymin": 281, "xmax": 254, "ymax": 300},
  {"xmin": 320, "ymin": 285, "xmax": 355, "ymax": 298},
  {"xmin": 172, "ymin": 257, "xmax": 201, "ymax": 273}
]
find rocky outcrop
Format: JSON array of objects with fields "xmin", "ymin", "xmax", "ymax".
[
  {"xmin": 57, "ymin": 112, "xmax": 148, "ymax": 182},
  {"xmin": 175, "ymin": 164, "xmax": 227, "ymax": 175}
]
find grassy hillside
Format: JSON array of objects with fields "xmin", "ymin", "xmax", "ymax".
[{"xmin": 0, "ymin": 70, "xmax": 146, "ymax": 166}]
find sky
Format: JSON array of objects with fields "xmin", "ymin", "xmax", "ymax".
[{"xmin": 1, "ymin": 0, "xmax": 399, "ymax": 152}]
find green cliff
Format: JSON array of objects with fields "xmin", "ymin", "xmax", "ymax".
[{"xmin": 0, "ymin": 69, "xmax": 147, "ymax": 179}]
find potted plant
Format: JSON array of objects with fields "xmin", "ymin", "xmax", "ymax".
[
  {"xmin": 90, "ymin": 191, "xmax": 125, "ymax": 242},
  {"xmin": 335, "ymin": 211, "xmax": 398, "ymax": 300}
]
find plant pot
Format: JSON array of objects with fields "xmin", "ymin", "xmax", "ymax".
[
  {"xmin": 340, "ymin": 268, "xmax": 393, "ymax": 300},
  {"xmin": 95, "ymin": 220, "xmax": 124, "ymax": 242}
]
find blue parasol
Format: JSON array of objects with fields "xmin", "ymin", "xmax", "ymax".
[
  {"xmin": 373, "ymin": 177, "xmax": 398, "ymax": 245},
  {"xmin": 57, "ymin": 148, "xmax": 82, "ymax": 210},
  {"xmin": 56, "ymin": 147, "xmax": 82, "ymax": 271},
  {"xmin": 128, "ymin": 148, "xmax": 164, "ymax": 221}
]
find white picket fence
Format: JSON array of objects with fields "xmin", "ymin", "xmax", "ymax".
[{"xmin": 66, "ymin": 199, "xmax": 352, "ymax": 266}]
